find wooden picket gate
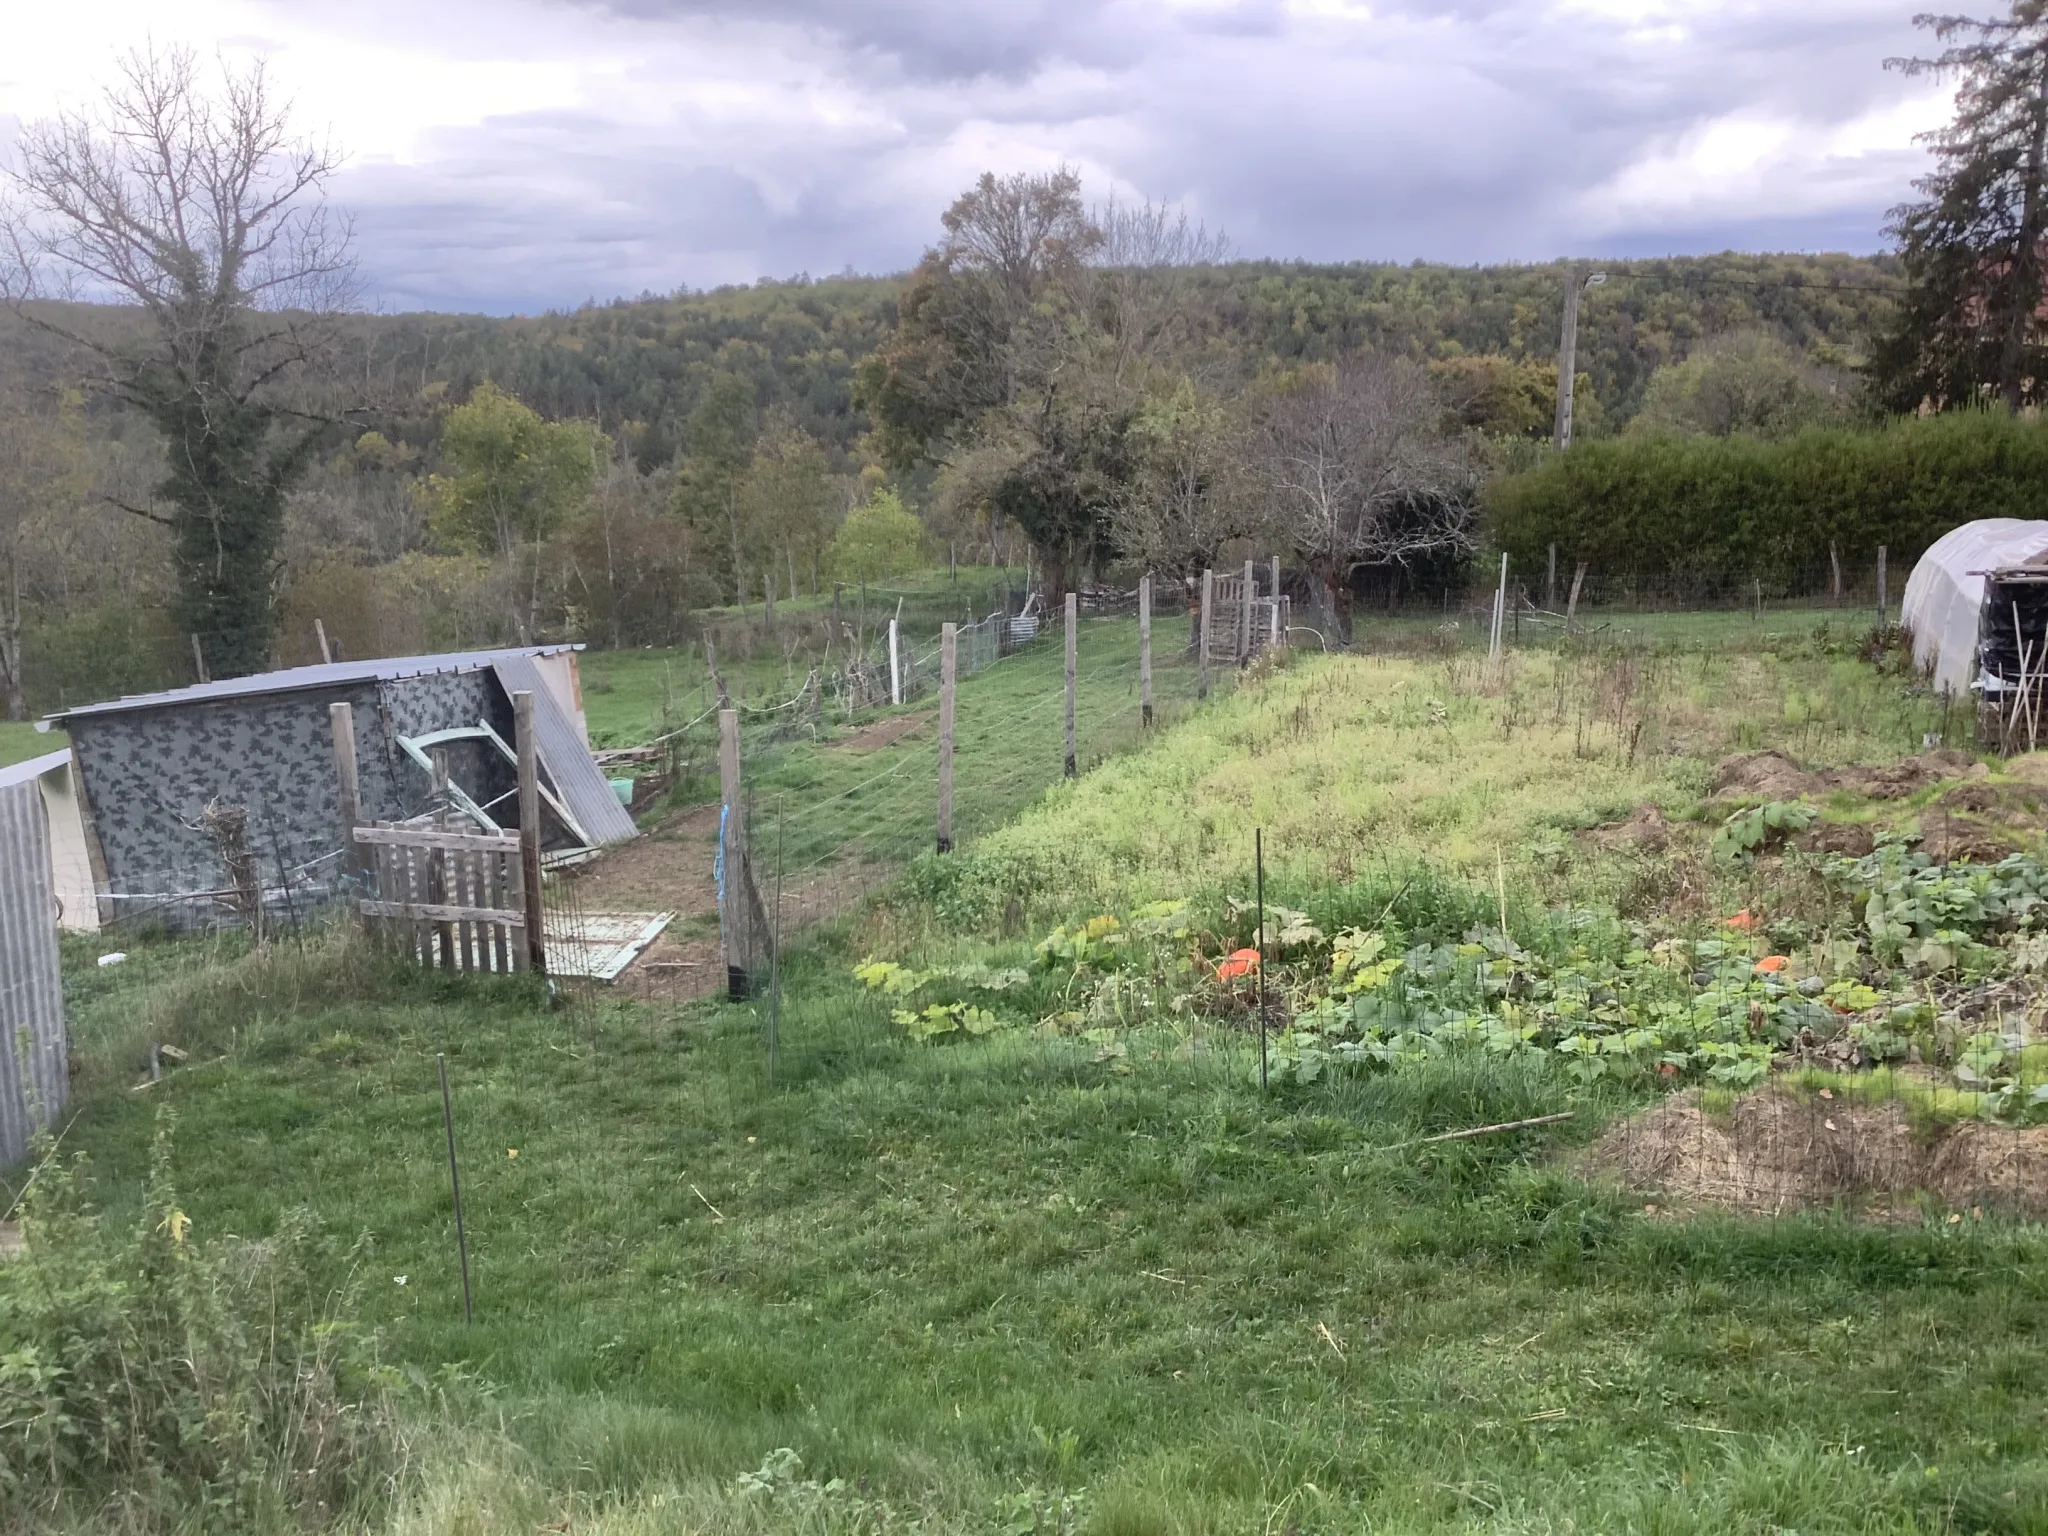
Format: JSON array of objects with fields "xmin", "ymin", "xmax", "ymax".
[
  {"xmin": 1202, "ymin": 574, "xmax": 1286, "ymax": 668},
  {"xmin": 354, "ymin": 822, "xmax": 530, "ymax": 972}
]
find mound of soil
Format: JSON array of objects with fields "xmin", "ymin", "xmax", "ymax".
[
  {"xmin": 1582, "ymin": 1088, "xmax": 2048, "ymax": 1218},
  {"xmin": 1711, "ymin": 749, "xmax": 1977, "ymax": 804},
  {"xmin": 1793, "ymin": 821, "xmax": 1877, "ymax": 857},
  {"xmin": 1577, "ymin": 803, "xmax": 1670, "ymax": 853}
]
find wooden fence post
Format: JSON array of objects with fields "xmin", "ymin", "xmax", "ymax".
[
  {"xmin": 1239, "ymin": 558, "xmax": 1254, "ymax": 664},
  {"xmin": 1546, "ymin": 543, "xmax": 1557, "ymax": 611},
  {"xmin": 315, "ymin": 618, "xmax": 333, "ymax": 665},
  {"xmin": 1198, "ymin": 569, "xmax": 1215, "ymax": 699},
  {"xmin": 1830, "ymin": 542, "xmax": 1843, "ymax": 603},
  {"xmin": 329, "ymin": 703, "xmax": 366, "ymax": 912},
  {"xmin": 888, "ymin": 617, "xmax": 902, "ymax": 706},
  {"xmin": 1269, "ymin": 556, "xmax": 1281, "ymax": 647},
  {"xmin": 1064, "ymin": 592, "xmax": 1078, "ymax": 779},
  {"xmin": 1565, "ymin": 562, "xmax": 1587, "ymax": 632},
  {"xmin": 937, "ymin": 623, "xmax": 957, "ymax": 852},
  {"xmin": 190, "ymin": 634, "xmax": 209, "ymax": 685},
  {"xmin": 1139, "ymin": 574, "xmax": 1154, "ymax": 728},
  {"xmin": 513, "ymin": 690, "xmax": 547, "ymax": 976},
  {"xmin": 718, "ymin": 707, "xmax": 748, "ymax": 999},
  {"xmin": 431, "ymin": 751, "xmax": 456, "ymax": 970},
  {"xmin": 1499, "ymin": 561, "xmax": 1515, "ymax": 667},
  {"xmin": 1877, "ymin": 546, "xmax": 1889, "ymax": 628}
]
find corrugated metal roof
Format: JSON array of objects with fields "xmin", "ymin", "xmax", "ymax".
[
  {"xmin": 0, "ymin": 778, "xmax": 68, "ymax": 1164},
  {"xmin": 0, "ymin": 749, "xmax": 74, "ymax": 789},
  {"xmin": 493, "ymin": 654, "xmax": 639, "ymax": 847},
  {"xmin": 45, "ymin": 644, "xmax": 584, "ymax": 724}
]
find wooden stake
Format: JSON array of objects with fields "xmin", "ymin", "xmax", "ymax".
[
  {"xmin": 705, "ymin": 638, "xmax": 731, "ymax": 712},
  {"xmin": 937, "ymin": 623, "xmax": 956, "ymax": 852},
  {"xmin": 431, "ymin": 751, "xmax": 455, "ymax": 971},
  {"xmin": 1139, "ymin": 574, "xmax": 1154, "ymax": 728},
  {"xmin": 329, "ymin": 703, "xmax": 367, "ymax": 907},
  {"xmin": 436, "ymin": 1054, "xmax": 474, "ymax": 1325},
  {"xmin": 1546, "ymin": 542, "xmax": 1557, "ymax": 611},
  {"xmin": 1198, "ymin": 569, "xmax": 1215, "ymax": 699},
  {"xmin": 888, "ymin": 617, "xmax": 902, "ymax": 706},
  {"xmin": 190, "ymin": 634, "xmax": 208, "ymax": 685},
  {"xmin": 718, "ymin": 708, "xmax": 748, "ymax": 1000},
  {"xmin": 1565, "ymin": 562, "xmax": 1587, "ymax": 632},
  {"xmin": 1490, "ymin": 553, "xmax": 1508, "ymax": 660},
  {"xmin": 315, "ymin": 618, "xmax": 333, "ymax": 665},
  {"xmin": 1064, "ymin": 591, "xmax": 1078, "ymax": 779},
  {"xmin": 1239, "ymin": 558, "xmax": 1254, "ymax": 665},
  {"xmin": 1829, "ymin": 542, "xmax": 1842, "ymax": 603},
  {"xmin": 513, "ymin": 690, "xmax": 546, "ymax": 976},
  {"xmin": 1877, "ymin": 545, "xmax": 1889, "ymax": 629},
  {"xmin": 1270, "ymin": 556, "xmax": 1282, "ymax": 647}
]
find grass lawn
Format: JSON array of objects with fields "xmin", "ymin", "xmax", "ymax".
[
  {"xmin": 0, "ymin": 720, "xmax": 63, "ymax": 768},
  {"xmin": 25, "ymin": 621, "xmax": 2048, "ymax": 1534}
]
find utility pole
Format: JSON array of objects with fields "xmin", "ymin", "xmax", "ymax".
[{"xmin": 1552, "ymin": 268, "xmax": 1606, "ymax": 451}]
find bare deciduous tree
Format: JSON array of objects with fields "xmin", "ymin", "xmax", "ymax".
[
  {"xmin": 1259, "ymin": 358, "xmax": 1477, "ymax": 642},
  {"xmin": 2, "ymin": 47, "xmax": 355, "ymax": 676}
]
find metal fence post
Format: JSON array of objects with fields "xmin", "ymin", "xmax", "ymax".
[
  {"xmin": 1064, "ymin": 592, "xmax": 1078, "ymax": 779},
  {"xmin": 938, "ymin": 623, "xmax": 957, "ymax": 851},
  {"xmin": 1139, "ymin": 574, "xmax": 1154, "ymax": 728}
]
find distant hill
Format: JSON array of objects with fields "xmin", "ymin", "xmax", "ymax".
[{"xmin": 4, "ymin": 253, "xmax": 1902, "ymax": 460}]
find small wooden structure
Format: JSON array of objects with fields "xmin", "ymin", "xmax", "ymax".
[{"xmin": 1201, "ymin": 568, "xmax": 1287, "ymax": 671}]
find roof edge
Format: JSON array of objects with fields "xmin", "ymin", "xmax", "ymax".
[{"xmin": 46, "ymin": 644, "xmax": 584, "ymax": 726}]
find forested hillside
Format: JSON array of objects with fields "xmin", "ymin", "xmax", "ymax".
[{"xmin": 334, "ymin": 251, "xmax": 1899, "ymax": 455}]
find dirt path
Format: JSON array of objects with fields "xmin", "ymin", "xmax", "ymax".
[{"xmin": 564, "ymin": 802, "xmax": 724, "ymax": 1000}]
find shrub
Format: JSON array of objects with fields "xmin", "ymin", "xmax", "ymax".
[
  {"xmin": 1487, "ymin": 409, "xmax": 2048, "ymax": 594},
  {"xmin": 0, "ymin": 1115, "xmax": 395, "ymax": 1530}
]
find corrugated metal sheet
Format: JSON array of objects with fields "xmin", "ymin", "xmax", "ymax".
[
  {"xmin": 492, "ymin": 655, "xmax": 638, "ymax": 847},
  {"xmin": 0, "ymin": 778, "xmax": 68, "ymax": 1165},
  {"xmin": 0, "ymin": 749, "xmax": 74, "ymax": 789},
  {"xmin": 46, "ymin": 644, "xmax": 583, "ymax": 724}
]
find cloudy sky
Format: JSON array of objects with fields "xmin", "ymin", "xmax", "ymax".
[{"xmin": 0, "ymin": 0, "xmax": 1951, "ymax": 315}]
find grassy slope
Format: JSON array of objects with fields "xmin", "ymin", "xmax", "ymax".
[{"xmin": 41, "ymin": 619, "xmax": 2048, "ymax": 1534}]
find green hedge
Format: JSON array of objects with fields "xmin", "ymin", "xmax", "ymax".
[{"xmin": 1486, "ymin": 411, "xmax": 2048, "ymax": 595}]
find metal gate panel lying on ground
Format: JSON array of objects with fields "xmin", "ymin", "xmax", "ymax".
[{"xmin": 545, "ymin": 911, "xmax": 675, "ymax": 981}]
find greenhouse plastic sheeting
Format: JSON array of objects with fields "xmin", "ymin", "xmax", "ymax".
[{"xmin": 1902, "ymin": 519, "xmax": 2048, "ymax": 695}]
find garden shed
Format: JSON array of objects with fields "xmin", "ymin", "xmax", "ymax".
[
  {"xmin": 43, "ymin": 645, "xmax": 637, "ymax": 930},
  {"xmin": 1902, "ymin": 519, "xmax": 2048, "ymax": 697}
]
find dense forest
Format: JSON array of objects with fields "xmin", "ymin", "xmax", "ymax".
[{"xmin": 333, "ymin": 251, "xmax": 1901, "ymax": 457}]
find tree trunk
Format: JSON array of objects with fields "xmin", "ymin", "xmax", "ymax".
[
  {"xmin": 2004, "ymin": 73, "xmax": 2048, "ymax": 413},
  {"xmin": 0, "ymin": 622, "xmax": 23, "ymax": 721},
  {"xmin": 1040, "ymin": 545, "xmax": 1070, "ymax": 610}
]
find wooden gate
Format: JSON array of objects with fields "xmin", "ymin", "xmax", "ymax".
[
  {"xmin": 354, "ymin": 822, "xmax": 530, "ymax": 972},
  {"xmin": 1203, "ymin": 576, "xmax": 1287, "ymax": 667}
]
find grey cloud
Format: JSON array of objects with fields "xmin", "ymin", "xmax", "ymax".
[
  {"xmin": 552, "ymin": 0, "xmax": 1140, "ymax": 82},
  {"xmin": 322, "ymin": 0, "xmax": 1934, "ymax": 312}
]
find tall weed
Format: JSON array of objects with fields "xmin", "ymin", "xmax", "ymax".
[{"xmin": 0, "ymin": 1114, "xmax": 396, "ymax": 1532}]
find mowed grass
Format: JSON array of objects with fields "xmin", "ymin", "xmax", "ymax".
[
  {"xmin": 51, "ymin": 932, "xmax": 2048, "ymax": 1535},
  {"xmin": 35, "ymin": 621, "xmax": 2042, "ymax": 1534}
]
